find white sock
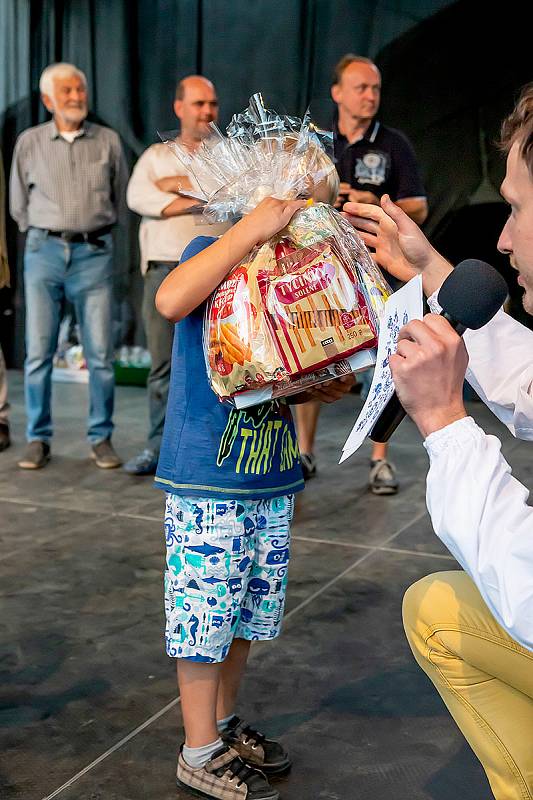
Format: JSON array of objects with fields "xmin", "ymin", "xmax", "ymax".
[
  {"xmin": 217, "ymin": 713, "xmax": 235, "ymax": 733},
  {"xmin": 182, "ymin": 737, "xmax": 223, "ymax": 769}
]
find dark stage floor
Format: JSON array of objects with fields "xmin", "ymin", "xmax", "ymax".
[{"xmin": 3, "ymin": 371, "xmax": 531, "ymax": 799}]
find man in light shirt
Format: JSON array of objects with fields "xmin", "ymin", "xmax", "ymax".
[
  {"xmin": 10, "ymin": 62, "xmax": 128, "ymax": 470},
  {"xmin": 345, "ymin": 83, "xmax": 533, "ymax": 799},
  {"xmin": 124, "ymin": 75, "xmax": 229, "ymax": 476}
]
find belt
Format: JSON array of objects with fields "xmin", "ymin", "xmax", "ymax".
[
  {"xmin": 44, "ymin": 224, "xmax": 113, "ymax": 244},
  {"xmin": 147, "ymin": 260, "xmax": 178, "ymax": 269}
]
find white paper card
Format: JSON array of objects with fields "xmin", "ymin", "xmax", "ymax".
[{"xmin": 339, "ymin": 274, "xmax": 424, "ymax": 463}]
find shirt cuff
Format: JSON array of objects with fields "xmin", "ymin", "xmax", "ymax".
[
  {"xmin": 427, "ymin": 290, "xmax": 442, "ymax": 314},
  {"xmin": 423, "ymin": 416, "xmax": 484, "ymax": 456}
]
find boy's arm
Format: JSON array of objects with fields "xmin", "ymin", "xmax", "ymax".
[
  {"xmin": 156, "ymin": 197, "xmax": 305, "ymax": 322},
  {"xmin": 290, "ymin": 375, "xmax": 356, "ymax": 404}
]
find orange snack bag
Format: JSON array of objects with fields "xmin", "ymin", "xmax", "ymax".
[{"xmin": 205, "ymin": 243, "xmax": 284, "ymax": 399}]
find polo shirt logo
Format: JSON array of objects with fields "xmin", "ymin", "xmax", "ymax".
[{"xmin": 355, "ymin": 152, "xmax": 387, "ymax": 186}]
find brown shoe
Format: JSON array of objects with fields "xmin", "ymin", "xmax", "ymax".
[
  {"xmin": 91, "ymin": 438, "xmax": 122, "ymax": 469},
  {"xmin": 221, "ymin": 717, "xmax": 291, "ymax": 776},
  {"xmin": 18, "ymin": 440, "xmax": 51, "ymax": 469},
  {"xmin": 177, "ymin": 745, "xmax": 279, "ymax": 799}
]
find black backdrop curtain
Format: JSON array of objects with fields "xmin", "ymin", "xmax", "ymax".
[
  {"xmin": 0, "ymin": 0, "xmax": 455, "ymax": 365},
  {"xmin": 378, "ymin": 1, "xmax": 532, "ymax": 241},
  {"xmin": 1, "ymin": 0, "xmax": 530, "ymax": 364}
]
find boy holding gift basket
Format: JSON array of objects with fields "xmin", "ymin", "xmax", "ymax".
[
  {"xmin": 154, "ymin": 97, "xmax": 390, "ymax": 799},
  {"xmin": 156, "ymin": 198, "xmax": 354, "ymax": 799}
]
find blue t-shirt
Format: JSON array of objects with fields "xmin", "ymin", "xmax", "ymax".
[{"xmin": 154, "ymin": 236, "xmax": 305, "ymax": 500}]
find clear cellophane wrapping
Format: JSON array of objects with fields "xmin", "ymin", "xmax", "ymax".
[
  {"xmin": 162, "ymin": 95, "xmax": 391, "ymax": 405},
  {"xmin": 205, "ymin": 202, "xmax": 391, "ymax": 404}
]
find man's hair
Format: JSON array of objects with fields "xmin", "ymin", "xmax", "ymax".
[
  {"xmin": 175, "ymin": 75, "xmax": 213, "ymax": 101},
  {"xmin": 332, "ymin": 54, "xmax": 378, "ymax": 86},
  {"xmin": 39, "ymin": 63, "xmax": 87, "ymax": 97},
  {"xmin": 500, "ymin": 83, "xmax": 533, "ymax": 177}
]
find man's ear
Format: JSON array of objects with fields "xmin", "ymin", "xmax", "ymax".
[
  {"xmin": 331, "ymin": 83, "xmax": 341, "ymax": 105},
  {"xmin": 41, "ymin": 93, "xmax": 54, "ymax": 114},
  {"xmin": 173, "ymin": 99, "xmax": 182, "ymax": 121}
]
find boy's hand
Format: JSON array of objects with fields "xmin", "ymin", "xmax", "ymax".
[
  {"xmin": 237, "ymin": 197, "xmax": 307, "ymax": 249},
  {"xmin": 306, "ymin": 374, "xmax": 355, "ymax": 403}
]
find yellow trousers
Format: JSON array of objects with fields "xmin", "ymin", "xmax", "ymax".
[{"xmin": 403, "ymin": 571, "xmax": 533, "ymax": 799}]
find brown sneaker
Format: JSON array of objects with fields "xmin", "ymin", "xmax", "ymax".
[
  {"xmin": 18, "ymin": 440, "xmax": 51, "ymax": 469},
  {"xmin": 221, "ymin": 717, "xmax": 291, "ymax": 777},
  {"xmin": 177, "ymin": 744, "xmax": 279, "ymax": 799},
  {"xmin": 91, "ymin": 438, "xmax": 122, "ymax": 469}
]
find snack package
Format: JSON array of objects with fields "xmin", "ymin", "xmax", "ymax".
[
  {"xmin": 162, "ymin": 95, "xmax": 391, "ymax": 406},
  {"xmin": 206, "ymin": 241, "xmax": 284, "ymax": 398},
  {"xmin": 205, "ymin": 202, "xmax": 390, "ymax": 405}
]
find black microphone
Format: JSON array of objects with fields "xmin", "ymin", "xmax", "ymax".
[{"xmin": 369, "ymin": 259, "xmax": 508, "ymax": 443}]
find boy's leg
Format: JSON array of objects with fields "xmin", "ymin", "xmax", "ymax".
[
  {"xmin": 177, "ymin": 660, "xmax": 221, "ymax": 747},
  {"xmin": 177, "ymin": 655, "xmax": 279, "ymax": 800},
  {"xmin": 224, "ymin": 496, "xmax": 293, "ymax": 775},
  {"xmin": 166, "ymin": 495, "xmax": 280, "ymax": 796},
  {"xmin": 217, "ymin": 637, "xmax": 251, "ymax": 722}
]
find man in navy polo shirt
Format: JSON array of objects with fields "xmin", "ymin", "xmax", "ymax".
[
  {"xmin": 295, "ymin": 54, "xmax": 427, "ymax": 495},
  {"xmin": 332, "ymin": 54, "xmax": 427, "ymax": 223}
]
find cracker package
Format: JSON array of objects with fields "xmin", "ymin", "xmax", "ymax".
[
  {"xmin": 162, "ymin": 95, "xmax": 391, "ymax": 407},
  {"xmin": 206, "ymin": 242, "xmax": 284, "ymax": 398}
]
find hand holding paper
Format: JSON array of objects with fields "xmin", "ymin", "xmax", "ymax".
[{"xmin": 340, "ymin": 275, "xmax": 423, "ymax": 463}]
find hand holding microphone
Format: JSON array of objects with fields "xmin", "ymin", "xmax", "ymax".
[
  {"xmin": 389, "ymin": 315, "xmax": 470, "ymax": 439},
  {"xmin": 370, "ymin": 259, "xmax": 508, "ymax": 442}
]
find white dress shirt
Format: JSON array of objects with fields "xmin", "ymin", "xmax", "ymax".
[
  {"xmin": 423, "ymin": 303, "xmax": 533, "ymax": 650},
  {"xmin": 126, "ymin": 142, "xmax": 230, "ymax": 274}
]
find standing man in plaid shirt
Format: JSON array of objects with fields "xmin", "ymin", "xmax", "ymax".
[{"xmin": 10, "ymin": 62, "xmax": 128, "ymax": 470}]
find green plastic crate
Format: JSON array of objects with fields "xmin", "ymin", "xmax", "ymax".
[{"xmin": 114, "ymin": 363, "xmax": 150, "ymax": 386}]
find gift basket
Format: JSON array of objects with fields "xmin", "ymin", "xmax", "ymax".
[{"xmin": 163, "ymin": 94, "xmax": 391, "ymax": 407}]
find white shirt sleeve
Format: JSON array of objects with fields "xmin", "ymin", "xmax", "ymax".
[
  {"xmin": 126, "ymin": 147, "xmax": 178, "ymax": 218},
  {"xmin": 428, "ymin": 293, "xmax": 533, "ymax": 440},
  {"xmin": 425, "ymin": 416, "xmax": 533, "ymax": 651}
]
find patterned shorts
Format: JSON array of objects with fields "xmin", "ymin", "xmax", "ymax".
[{"xmin": 164, "ymin": 493, "xmax": 294, "ymax": 662}]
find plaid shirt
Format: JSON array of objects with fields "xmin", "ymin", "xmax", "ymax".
[{"xmin": 9, "ymin": 119, "xmax": 128, "ymax": 233}]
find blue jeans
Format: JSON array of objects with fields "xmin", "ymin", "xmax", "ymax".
[{"xmin": 24, "ymin": 228, "xmax": 115, "ymax": 444}]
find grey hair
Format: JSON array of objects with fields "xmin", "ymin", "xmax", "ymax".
[{"xmin": 39, "ymin": 63, "xmax": 87, "ymax": 97}]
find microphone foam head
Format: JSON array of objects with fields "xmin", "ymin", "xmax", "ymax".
[{"xmin": 437, "ymin": 259, "xmax": 508, "ymax": 329}]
